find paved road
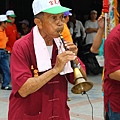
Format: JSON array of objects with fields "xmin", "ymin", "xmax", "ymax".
[
  {"xmin": 68, "ymin": 74, "xmax": 104, "ymax": 120},
  {"xmin": 0, "ymin": 74, "xmax": 104, "ymax": 120}
]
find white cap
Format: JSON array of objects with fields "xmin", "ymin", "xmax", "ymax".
[
  {"xmin": 32, "ymin": 0, "xmax": 71, "ymax": 15},
  {"xmin": 19, "ymin": 19, "xmax": 29, "ymax": 26},
  {"xmin": 6, "ymin": 10, "xmax": 16, "ymax": 17},
  {"xmin": 90, "ymin": 10, "xmax": 97, "ymax": 14},
  {"xmin": 0, "ymin": 15, "xmax": 11, "ymax": 22}
]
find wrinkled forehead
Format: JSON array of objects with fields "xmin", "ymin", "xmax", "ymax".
[
  {"xmin": 43, "ymin": 12, "xmax": 64, "ymax": 18},
  {"xmin": 44, "ymin": 13, "xmax": 63, "ymax": 17}
]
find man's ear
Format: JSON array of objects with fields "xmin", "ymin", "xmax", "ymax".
[{"xmin": 34, "ymin": 18, "xmax": 42, "ymax": 29}]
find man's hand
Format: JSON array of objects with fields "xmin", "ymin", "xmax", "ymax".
[
  {"xmin": 98, "ymin": 15, "xmax": 105, "ymax": 29},
  {"xmin": 98, "ymin": 14, "xmax": 110, "ymax": 30},
  {"xmin": 53, "ymin": 51, "xmax": 76, "ymax": 73},
  {"xmin": 64, "ymin": 41, "xmax": 78, "ymax": 55}
]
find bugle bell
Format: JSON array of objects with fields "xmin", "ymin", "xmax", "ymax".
[
  {"xmin": 71, "ymin": 61, "xmax": 93, "ymax": 94},
  {"xmin": 59, "ymin": 33, "xmax": 93, "ymax": 94}
]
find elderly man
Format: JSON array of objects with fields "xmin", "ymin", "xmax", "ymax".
[{"xmin": 8, "ymin": 0, "xmax": 86, "ymax": 119}]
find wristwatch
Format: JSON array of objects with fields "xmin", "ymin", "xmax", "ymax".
[{"xmin": 77, "ymin": 63, "xmax": 81, "ymax": 69}]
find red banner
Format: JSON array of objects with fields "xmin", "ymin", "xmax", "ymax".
[{"xmin": 102, "ymin": 0, "xmax": 109, "ymax": 13}]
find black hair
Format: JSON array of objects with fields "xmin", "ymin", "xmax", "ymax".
[
  {"xmin": 34, "ymin": 12, "xmax": 44, "ymax": 19},
  {"xmin": 0, "ymin": 21, "xmax": 6, "ymax": 25}
]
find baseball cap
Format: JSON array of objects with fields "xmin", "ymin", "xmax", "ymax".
[
  {"xmin": 19, "ymin": 19, "xmax": 29, "ymax": 26},
  {"xmin": 0, "ymin": 15, "xmax": 11, "ymax": 22},
  {"xmin": 90, "ymin": 10, "xmax": 97, "ymax": 14},
  {"xmin": 32, "ymin": 0, "xmax": 71, "ymax": 15},
  {"xmin": 6, "ymin": 10, "xmax": 16, "ymax": 17},
  {"xmin": 64, "ymin": 11, "xmax": 72, "ymax": 17}
]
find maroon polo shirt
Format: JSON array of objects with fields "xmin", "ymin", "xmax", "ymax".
[
  {"xmin": 104, "ymin": 24, "xmax": 120, "ymax": 112},
  {"xmin": 8, "ymin": 29, "xmax": 74, "ymax": 120}
]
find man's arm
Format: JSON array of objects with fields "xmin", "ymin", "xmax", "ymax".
[
  {"xmin": 85, "ymin": 28, "xmax": 98, "ymax": 33},
  {"xmin": 85, "ymin": 20, "xmax": 98, "ymax": 33},
  {"xmin": 90, "ymin": 15, "xmax": 105, "ymax": 53},
  {"xmin": 109, "ymin": 70, "xmax": 120, "ymax": 81},
  {"xmin": 18, "ymin": 68, "xmax": 59, "ymax": 97},
  {"xmin": 90, "ymin": 27, "xmax": 104, "ymax": 53},
  {"xmin": 18, "ymin": 51, "xmax": 76, "ymax": 97}
]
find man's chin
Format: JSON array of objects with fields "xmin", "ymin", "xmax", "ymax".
[
  {"xmin": 52, "ymin": 32, "xmax": 60, "ymax": 38},
  {"xmin": 53, "ymin": 35, "xmax": 60, "ymax": 39}
]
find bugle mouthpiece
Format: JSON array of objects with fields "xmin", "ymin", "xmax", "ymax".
[
  {"xmin": 57, "ymin": 30, "xmax": 63, "ymax": 38},
  {"xmin": 60, "ymin": 34, "xmax": 63, "ymax": 39}
]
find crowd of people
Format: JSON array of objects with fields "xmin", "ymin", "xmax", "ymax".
[
  {"xmin": 0, "ymin": 0, "xmax": 120, "ymax": 119},
  {"xmin": 68, "ymin": 10, "xmax": 98, "ymax": 48},
  {"xmin": 0, "ymin": 10, "xmax": 31, "ymax": 90}
]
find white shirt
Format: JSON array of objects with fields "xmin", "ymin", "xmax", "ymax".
[
  {"xmin": 46, "ymin": 45, "xmax": 53, "ymax": 59},
  {"xmin": 85, "ymin": 20, "xmax": 98, "ymax": 44},
  {"xmin": 69, "ymin": 20, "xmax": 86, "ymax": 39}
]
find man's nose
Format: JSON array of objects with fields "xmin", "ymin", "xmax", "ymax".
[{"xmin": 56, "ymin": 19, "xmax": 64, "ymax": 26}]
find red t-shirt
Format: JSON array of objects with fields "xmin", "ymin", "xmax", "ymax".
[
  {"xmin": 104, "ymin": 24, "xmax": 120, "ymax": 112},
  {"xmin": 8, "ymin": 30, "xmax": 75, "ymax": 120},
  {"xmin": 5, "ymin": 23, "xmax": 20, "ymax": 52}
]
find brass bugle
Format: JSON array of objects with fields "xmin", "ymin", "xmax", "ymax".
[{"xmin": 59, "ymin": 34, "xmax": 93, "ymax": 94}]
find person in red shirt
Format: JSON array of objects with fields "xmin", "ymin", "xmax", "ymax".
[
  {"xmin": 5, "ymin": 10, "xmax": 20, "ymax": 53},
  {"xmin": 8, "ymin": 0, "xmax": 87, "ymax": 119},
  {"xmin": 104, "ymin": 23, "xmax": 120, "ymax": 119},
  {"xmin": 90, "ymin": 15, "xmax": 109, "ymax": 120},
  {"xmin": 0, "ymin": 15, "xmax": 11, "ymax": 90}
]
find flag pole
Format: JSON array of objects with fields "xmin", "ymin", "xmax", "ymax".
[{"xmin": 102, "ymin": 0, "xmax": 109, "ymax": 39}]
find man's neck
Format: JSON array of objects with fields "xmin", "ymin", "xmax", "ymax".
[
  {"xmin": 91, "ymin": 19, "xmax": 96, "ymax": 22},
  {"xmin": 45, "ymin": 39, "xmax": 53, "ymax": 46},
  {"xmin": 38, "ymin": 28, "xmax": 53, "ymax": 46}
]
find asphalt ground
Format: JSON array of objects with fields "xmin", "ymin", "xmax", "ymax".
[{"xmin": 0, "ymin": 74, "xmax": 104, "ymax": 120}]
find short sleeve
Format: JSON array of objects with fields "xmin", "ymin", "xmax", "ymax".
[
  {"xmin": 104, "ymin": 37, "xmax": 120, "ymax": 77},
  {"xmin": 10, "ymin": 40, "xmax": 32, "ymax": 95},
  {"xmin": 84, "ymin": 21, "xmax": 89, "ymax": 29}
]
